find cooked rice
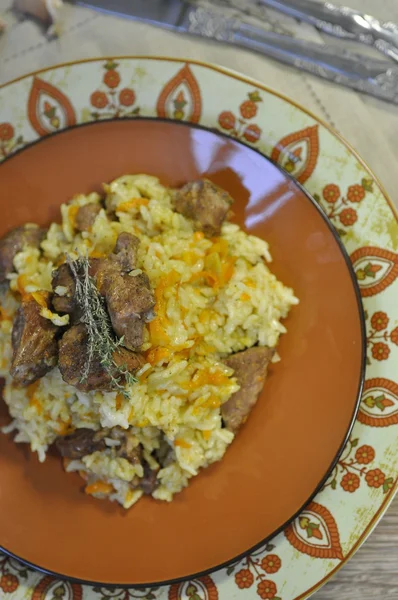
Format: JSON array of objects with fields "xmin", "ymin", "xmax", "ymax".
[{"xmin": 0, "ymin": 175, "xmax": 298, "ymax": 508}]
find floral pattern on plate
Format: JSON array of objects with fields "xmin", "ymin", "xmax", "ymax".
[{"xmin": 0, "ymin": 57, "xmax": 397, "ymax": 600}]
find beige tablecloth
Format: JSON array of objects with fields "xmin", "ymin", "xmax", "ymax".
[{"xmin": 0, "ymin": 1, "xmax": 397, "ymax": 598}]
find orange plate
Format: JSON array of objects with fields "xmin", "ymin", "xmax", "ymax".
[{"xmin": 0, "ymin": 120, "xmax": 365, "ymax": 587}]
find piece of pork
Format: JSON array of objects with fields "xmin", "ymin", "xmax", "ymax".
[
  {"xmin": 10, "ymin": 294, "xmax": 58, "ymax": 385},
  {"xmin": 221, "ymin": 347, "xmax": 274, "ymax": 433},
  {"xmin": 51, "ymin": 232, "xmax": 139, "ymax": 317},
  {"xmin": 0, "ymin": 225, "xmax": 46, "ymax": 284},
  {"xmin": 113, "ymin": 346, "xmax": 145, "ymax": 372},
  {"xmin": 93, "ymin": 234, "xmax": 155, "ymax": 350},
  {"xmin": 56, "ymin": 426, "xmax": 143, "ymax": 464},
  {"xmin": 75, "ymin": 203, "xmax": 101, "ymax": 232},
  {"xmin": 58, "ymin": 324, "xmax": 111, "ymax": 392},
  {"xmin": 51, "ymin": 263, "xmax": 77, "ymax": 315},
  {"xmin": 109, "ymin": 428, "xmax": 143, "ymax": 465},
  {"xmin": 140, "ymin": 462, "xmax": 159, "ymax": 495},
  {"xmin": 103, "ymin": 272, "xmax": 155, "ymax": 350},
  {"xmin": 110, "ymin": 232, "xmax": 140, "ymax": 273},
  {"xmin": 56, "ymin": 428, "xmax": 107, "ymax": 459},
  {"xmin": 155, "ymin": 438, "xmax": 175, "ymax": 468},
  {"xmin": 173, "ymin": 179, "xmax": 234, "ymax": 237},
  {"xmin": 58, "ymin": 323, "xmax": 144, "ymax": 392},
  {"xmin": 54, "ymin": 233, "xmax": 154, "ymax": 356}
]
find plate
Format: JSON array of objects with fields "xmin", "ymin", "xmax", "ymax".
[
  {"xmin": 0, "ymin": 118, "xmax": 364, "ymax": 586},
  {"xmin": 0, "ymin": 57, "xmax": 396, "ymax": 600}
]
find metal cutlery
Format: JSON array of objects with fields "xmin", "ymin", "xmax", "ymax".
[
  {"xmin": 258, "ymin": 0, "xmax": 398, "ymax": 63},
  {"xmin": 76, "ymin": 0, "xmax": 398, "ymax": 104}
]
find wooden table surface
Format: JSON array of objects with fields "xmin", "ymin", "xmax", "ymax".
[
  {"xmin": 315, "ymin": 495, "xmax": 398, "ymax": 599},
  {"xmin": 0, "ymin": 0, "xmax": 397, "ymax": 598}
]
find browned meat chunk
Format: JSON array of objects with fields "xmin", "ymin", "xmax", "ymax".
[
  {"xmin": 221, "ymin": 347, "xmax": 274, "ymax": 433},
  {"xmin": 140, "ymin": 462, "xmax": 159, "ymax": 495},
  {"xmin": 156, "ymin": 438, "xmax": 175, "ymax": 468},
  {"xmin": 54, "ymin": 233, "xmax": 154, "ymax": 360},
  {"xmin": 74, "ymin": 203, "xmax": 101, "ymax": 232},
  {"xmin": 0, "ymin": 225, "xmax": 46, "ymax": 284},
  {"xmin": 110, "ymin": 232, "xmax": 140, "ymax": 273},
  {"xmin": 51, "ymin": 263, "xmax": 77, "ymax": 315},
  {"xmin": 109, "ymin": 428, "xmax": 143, "ymax": 465},
  {"xmin": 10, "ymin": 294, "xmax": 58, "ymax": 385},
  {"xmin": 55, "ymin": 428, "xmax": 107, "ymax": 459},
  {"xmin": 90, "ymin": 233, "xmax": 139, "ymax": 279},
  {"xmin": 113, "ymin": 346, "xmax": 145, "ymax": 372},
  {"xmin": 58, "ymin": 324, "xmax": 113, "ymax": 392},
  {"xmin": 104, "ymin": 272, "xmax": 155, "ymax": 350},
  {"xmin": 173, "ymin": 179, "xmax": 233, "ymax": 237},
  {"xmin": 93, "ymin": 236, "xmax": 155, "ymax": 351},
  {"xmin": 58, "ymin": 323, "xmax": 144, "ymax": 392}
]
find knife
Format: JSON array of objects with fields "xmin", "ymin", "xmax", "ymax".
[
  {"xmin": 76, "ymin": 0, "xmax": 398, "ymax": 105},
  {"xmin": 258, "ymin": 0, "xmax": 398, "ymax": 64}
]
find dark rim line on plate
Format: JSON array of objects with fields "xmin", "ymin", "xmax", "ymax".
[{"xmin": 0, "ymin": 117, "xmax": 367, "ymax": 589}]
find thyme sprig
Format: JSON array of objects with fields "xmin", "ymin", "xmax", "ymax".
[{"xmin": 66, "ymin": 253, "xmax": 137, "ymax": 396}]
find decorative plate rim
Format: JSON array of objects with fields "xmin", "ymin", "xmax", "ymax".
[
  {"xmin": 0, "ymin": 56, "xmax": 396, "ymax": 600},
  {"xmin": 0, "ymin": 55, "xmax": 396, "ymax": 222}
]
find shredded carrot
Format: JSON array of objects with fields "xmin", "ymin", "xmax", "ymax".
[
  {"xmin": 146, "ymin": 346, "xmax": 171, "ymax": 366},
  {"xmin": 189, "ymin": 253, "xmax": 236, "ymax": 289},
  {"xmin": 149, "ymin": 318, "xmax": 170, "ymax": 346},
  {"xmin": 55, "ymin": 254, "xmax": 67, "ymax": 267},
  {"xmin": 202, "ymin": 395, "xmax": 222, "ymax": 409},
  {"xmin": 117, "ymin": 198, "xmax": 149, "ymax": 212},
  {"xmin": 56, "ymin": 418, "xmax": 73, "ymax": 436},
  {"xmin": 174, "ymin": 347, "xmax": 191, "ymax": 360},
  {"xmin": 182, "ymin": 251, "xmax": 198, "ymax": 266},
  {"xmin": 85, "ymin": 481, "xmax": 113, "ymax": 495},
  {"xmin": 115, "ymin": 393, "xmax": 124, "ymax": 410},
  {"xmin": 27, "ymin": 380, "xmax": 40, "ymax": 398},
  {"xmin": 89, "ymin": 250, "xmax": 106, "ymax": 259},
  {"xmin": 138, "ymin": 367, "xmax": 152, "ymax": 382},
  {"xmin": 221, "ymin": 257, "xmax": 236, "ymax": 284},
  {"xmin": 16, "ymin": 274, "xmax": 29, "ymax": 296},
  {"xmin": 0, "ymin": 307, "xmax": 10, "ymax": 321},
  {"xmin": 244, "ymin": 278, "xmax": 256, "ymax": 289},
  {"xmin": 154, "ymin": 270, "xmax": 179, "ymax": 315},
  {"xmin": 149, "ymin": 270, "xmax": 181, "ymax": 345},
  {"xmin": 209, "ymin": 238, "xmax": 229, "ymax": 257},
  {"xmin": 199, "ymin": 309, "xmax": 214, "ymax": 324},
  {"xmin": 196, "ymin": 342, "xmax": 216, "ymax": 354},
  {"xmin": 240, "ymin": 292, "xmax": 251, "ymax": 301},
  {"xmin": 182, "ymin": 368, "xmax": 230, "ymax": 391},
  {"xmin": 125, "ymin": 489, "xmax": 136, "ymax": 504},
  {"xmin": 189, "ymin": 270, "xmax": 218, "ymax": 287},
  {"xmin": 68, "ymin": 205, "xmax": 79, "ymax": 228},
  {"xmin": 31, "ymin": 291, "xmax": 49, "ymax": 309},
  {"xmin": 161, "ymin": 270, "xmax": 181, "ymax": 289},
  {"xmin": 202, "ymin": 430, "xmax": 212, "ymax": 441},
  {"xmin": 174, "ymin": 438, "xmax": 192, "ymax": 449},
  {"xmin": 29, "ymin": 396, "xmax": 43, "ymax": 415}
]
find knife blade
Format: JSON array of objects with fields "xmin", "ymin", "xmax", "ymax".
[
  {"xmin": 76, "ymin": 0, "xmax": 398, "ymax": 105},
  {"xmin": 258, "ymin": 0, "xmax": 398, "ymax": 64}
]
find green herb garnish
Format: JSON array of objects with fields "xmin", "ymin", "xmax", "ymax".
[{"xmin": 67, "ymin": 253, "xmax": 137, "ymax": 396}]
